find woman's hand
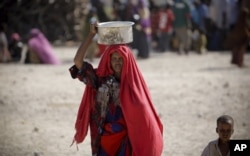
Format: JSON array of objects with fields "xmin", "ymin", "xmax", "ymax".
[{"xmin": 89, "ymin": 22, "xmax": 97, "ymax": 36}]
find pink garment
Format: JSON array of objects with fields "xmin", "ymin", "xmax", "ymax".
[
  {"xmin": 73, "ymin": 44, "xmax": 163, "ymax": 156},
  {"xmin": 28, "ymin": 29, "xmax": 60, "ymax": 65},
  {"xmin": 11, "ymin": 33, "xmax": 21, "ymax": 41}
]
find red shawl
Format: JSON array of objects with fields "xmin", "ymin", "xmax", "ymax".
[{"xmin": 73, "ymin": 44, "xmax": 163, "ymax": 156}]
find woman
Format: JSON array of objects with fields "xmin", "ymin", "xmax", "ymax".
[
  {"xmin": 224, "ymin": 0, "xmax": 250, "ymax": 67},
  {"xmin": 69, "ymin": 23, "xmax": 163, "ymax": 156},
  {"xmin": 26, "ymin": 28, "xmax": 61, "ymax": 65}
]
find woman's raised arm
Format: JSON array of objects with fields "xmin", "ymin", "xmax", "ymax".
[{"xmin": 74, "ymin": 23, "xmax": 97, "ymax": 69}]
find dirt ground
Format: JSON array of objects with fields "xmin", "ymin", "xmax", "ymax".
[{"xmin": 0, "ymin": 46, "xmax": 250, "ymax": 156}]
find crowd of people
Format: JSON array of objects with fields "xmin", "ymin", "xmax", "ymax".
[
  {"xmin": 150, "ymin": 0, "xmax": 248, "ymax": 58},
  {"xmin": 84, "ymin": 0, "xmax": 249, "ymax": 67},
  {"xmin": 1, "ymin": 0, "xmax": 249, "ymax": 67},
  {"xmin": 152, "ymin": 0, "xmax": 250, "ymax": 68}
]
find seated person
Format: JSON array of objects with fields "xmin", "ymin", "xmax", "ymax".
[
  {"xmin": 8, "ymin": 33, "xmax": 24, "ymax": 62},
  {"xmin": 25, "ymin": 28, "xmax": 61, "ymax": 65}
]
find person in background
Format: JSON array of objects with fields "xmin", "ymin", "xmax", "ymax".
[
  {"xmin": 156, "ymin": 2, "xmax": 175, "ymax": 52},
  {"xmin": 8, "ymin": 32, "xmax": 24, "ymax": 62},
  {"xmin": 25, "ymin": 28, "xmax": 61, "ymax": 65},
  {"xmin": 224, "ymin": 0, "xmax": 250, "ymax": 67},
  {"xmin": 69, "ymin": 23, "xmax": 163, "ymax": 156},
  {"xmin": 192, "ymin": 27, "xmax": 207, "ymax": 54},
  {"xmin": 150, "ymin": 6, "xmax": 160, "ymax": 51},
  {"xmin": 201, "ymin": 115, "xmax": 234, "ymax": 156},
  {"xmin": 130, "ymin": 0, "xmax": 152, "ymax": 59},
  {"xmin": 130, "ymin": 13, "xmax": 151, "ymax": 59},
  {"xmin": 190, "ymin": 0, "xmax": 208, "ymax": 54},
  {"xmin": 191, "ymin": 0, "xmax": 208, "ymax": 33},
  {"xmin": 90, "ymin": 0, "xmax": 114, "ymax": 22},
  {"xmin": 208, "ymin": 0, "xmax": 237, "ymax": 51},
  {"xmin": 0, "ymin": 23, "xmax": 11, "ymax": 62},
  {"xmin": 172, "ymin": 0, "xmax": 192, "ymax": 54}
]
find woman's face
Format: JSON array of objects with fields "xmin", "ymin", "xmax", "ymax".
[{"xmin": 110, "ymin": 51, "xmax": 123, "ymax": 77}]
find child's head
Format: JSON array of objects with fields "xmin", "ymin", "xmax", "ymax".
[{"xmin": 216, "ymin": 115, "xmax": 234, "ymax": 143}]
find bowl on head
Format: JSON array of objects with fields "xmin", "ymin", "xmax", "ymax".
[{"xmin": 97, "ymin": 21, "xmax": 134, "ymax": 45}]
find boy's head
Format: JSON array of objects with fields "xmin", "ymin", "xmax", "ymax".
[{"xmin": 216, "ymin": 115, "xmax": 234, "ymax": 143}]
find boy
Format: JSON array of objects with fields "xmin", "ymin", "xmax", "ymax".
[{"xmin": 201, "ymin": 115, "xmax": 234, "ymax": 156}]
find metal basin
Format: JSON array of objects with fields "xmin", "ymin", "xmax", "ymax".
[{"xmin": 97, "ymin": 21, "xmax": 134, "ymax": 45}]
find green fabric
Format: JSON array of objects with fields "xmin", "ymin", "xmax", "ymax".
[{"xmin": 172, "ymin": 1, "xmax": 191, "ymax": 28}]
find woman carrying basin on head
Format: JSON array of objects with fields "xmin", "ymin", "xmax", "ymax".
[{"xmin": 69, "ymin": 22, "xmax": 163, "ymax": 156}]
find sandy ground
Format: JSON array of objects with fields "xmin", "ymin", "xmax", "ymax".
[{"xmin": 0, "ymin": 46, "xmax": 250, "ymax": 156}]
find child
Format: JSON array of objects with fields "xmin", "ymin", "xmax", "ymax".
[
  {"xmin": 156, "ymin": 4, "xmax": 175, "ymax": 52},
  {"xmin": 201, "ymin": 115, "xmax": 234, "ymax": 156}
]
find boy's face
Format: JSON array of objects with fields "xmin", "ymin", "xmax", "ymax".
[{"xmin": 216, "ymin": 123, "xmax": 234, "ymax": 143}]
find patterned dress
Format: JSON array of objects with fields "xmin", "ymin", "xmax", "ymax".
[
  {"xmin": 70, "ymin": 62, "xmax": 132, "ymax": 156},
  {"xmin": 70, "ymin": 44, "xmax": 163, "ymax": 156}
]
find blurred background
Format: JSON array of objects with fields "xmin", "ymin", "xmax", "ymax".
[
  {"xmin": 1, "ymin": 1, "xmax": 250, "ymax": 155},
  {"xmin": 0, "ymin": 0, "xmax": 246, "ymax": 49}
]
